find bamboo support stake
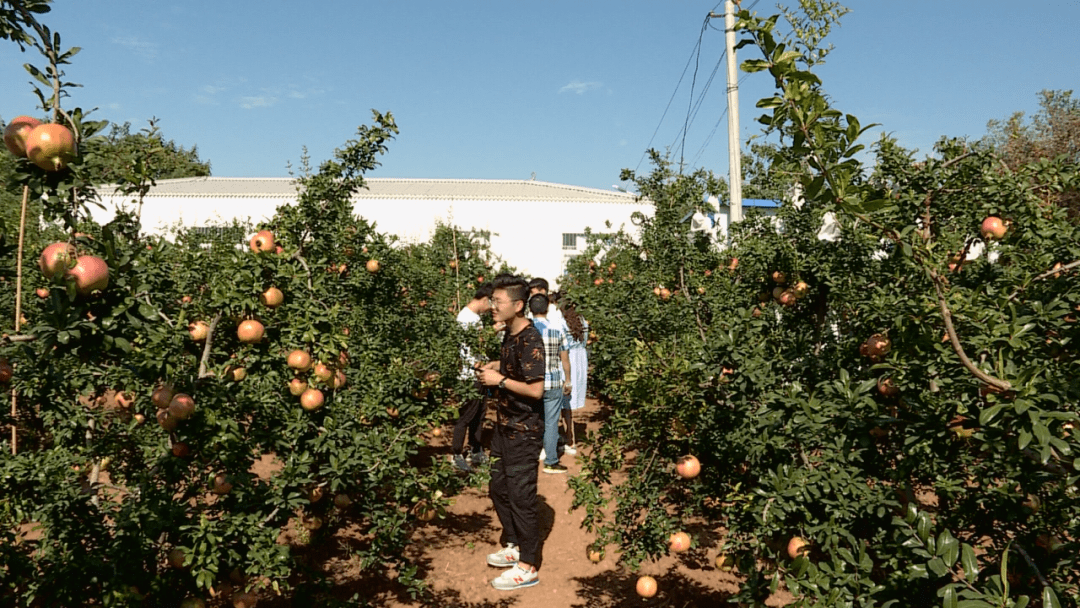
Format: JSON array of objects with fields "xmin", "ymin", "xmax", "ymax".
[{"xmin": 11, "ymin": 185, "xmax": 29, "ymax": 455}]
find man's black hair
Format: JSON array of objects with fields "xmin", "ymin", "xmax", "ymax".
[
  {"xmin": 492, "ymin": 275, "xmax": 530, "ymax": 314},
  {"xmin": 528, "ymin": 293, "xmax": 549, "ymax": 315},
  {"xmin": 473, "ymin": 283, "xmax": 494, "ymax": 301},
  {"xmin": 528, "ymin": 277, "xmax": 549, "ymax": 293}
]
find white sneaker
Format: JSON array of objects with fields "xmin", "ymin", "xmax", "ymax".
[
  {"xmin": 562, "ymin": 444, "xmax": 578, "ymax": 455},
  {"xmin": 538, "ymin": 449, "xmax": 546, "ymax": 462},
  {"xmin": 492, "ymin": 563, "xmax": 539, "ymax": 590},
  {"xmin": 486, "ymin": 544, "xmax": 519, "ymax": 568}
]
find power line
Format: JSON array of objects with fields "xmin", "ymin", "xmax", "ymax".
[
  {"xmin": 633, "ymin": 13, "xmax": 712, "ymax": 175},
  {"xmin": 634, "ymin": 0, "xmax": 761, "ymax": 177}
]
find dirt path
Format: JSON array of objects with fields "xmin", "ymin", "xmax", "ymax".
[
  {"xmin": 378, "ymin": 397, "xmax": 760, "ymax": 608},
  {"xmin": 255, "ymin": 397, "xmax": 791, "ymax": 607}
]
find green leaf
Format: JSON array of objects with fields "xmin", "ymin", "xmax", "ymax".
[
  {"xmin": 938, "ymin": 530, "xmax": 959, "ymax": 566},
  {"xmin": 757, "ymin": 97, "xmax": 784, "ymax": 109},
  {"xmin": 741, "ymin": 59, "xmax": 772, "ymax": 73},
  {"xmin": 942, "ymin": 586, "xmax": 957, "ymax": 608},
  {"xmin": 927, "ymin": 557, "xmax": 948, "ymax": 577},
  {"xmin": 1042, "ymin": 587, "xmax": 1061, "ymax": 608},
  {"xmin": 916, "ymin": 512, "xmax": 931, "ymax": 543},
  {"xmin": 960, "ymin": 544, "xmax": 978, "ymax": 581},
  {"xmin": 979, "ymin": 404, "xmax": 1005, "ymax": 426},
  {"xmin": 1018, "ymin": 429, "xmax": 1032, "ymax": 450}
]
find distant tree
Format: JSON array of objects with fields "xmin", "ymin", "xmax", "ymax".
[
  {"xmin": 985, "ymin": 89, "xmax": 1080, "ymax": 167},
  {"xmin": 81, "ymin": 119, "xmax": 211, "ymax": 185},
  {"xmin": 984, "ymin": 89, "xmax": 1079, "ymax": 217}
]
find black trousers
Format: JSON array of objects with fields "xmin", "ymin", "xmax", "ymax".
[
  {"xmin": 451, "ymin": 384, "xmax": 488, "ymax": 455},
  {"xmin": 489, "ymin": 416, "xmax": 543, "ymax": 566}
]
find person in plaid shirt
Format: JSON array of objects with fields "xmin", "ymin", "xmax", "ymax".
[{"xmin": 528, "ymin": 293, "xmax": 572, "ymax": 474}]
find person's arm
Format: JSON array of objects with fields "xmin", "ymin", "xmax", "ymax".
[
  {"xmin": 478, "ymin": 368, "xmax": 544, "ymax": 400},
  {"xmin": 559, "ymin": 350, "xmax": 571, "ymax": 395}
]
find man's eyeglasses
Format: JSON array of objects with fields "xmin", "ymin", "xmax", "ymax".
[{"xmin": 490, "ymin": 297, "xmax": 518, "ymax": 307}]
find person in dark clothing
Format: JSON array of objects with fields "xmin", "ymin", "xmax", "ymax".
[
  {"xmin": 451, "ymin": 283, "xmax": 495, "ymax": 473},
  {"xmin": 476, "ymin": 275, "xmax": 545, "ymax": 590}
]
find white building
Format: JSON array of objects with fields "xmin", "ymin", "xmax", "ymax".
[{"xmin": 93, "ymin": 177, "xmax": 775, "ymax": 287}]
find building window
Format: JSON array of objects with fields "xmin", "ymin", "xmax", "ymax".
[
  {"xmin": 562, "ymin": 233, "xmax": 586, "ymax": 250},
  {"xmin": 185, "ymin": 226, "xmax": 247, "ymax": 248}
]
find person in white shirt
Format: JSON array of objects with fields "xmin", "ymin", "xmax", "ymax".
[{"xmin": 452, "ymin": 283, "xmax": 495, "ymax": 472}]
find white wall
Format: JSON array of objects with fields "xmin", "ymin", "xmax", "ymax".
[{"xmin": 94, "ymin": 193, "xmax": 654, "ymax": 289}]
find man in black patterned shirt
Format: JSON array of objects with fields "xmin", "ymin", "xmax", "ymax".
[{"xmin": 476, "ymin": 275, "xmax": 545, "ymax": 590}]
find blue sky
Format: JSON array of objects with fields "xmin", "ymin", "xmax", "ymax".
[{"xmin": 1, "ymin": 1, "xmax": 1077, "ymax": 192}]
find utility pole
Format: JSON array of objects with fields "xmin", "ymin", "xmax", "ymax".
[{"xmin": 711, "ymin": 2, "xmax": 743, "ymax": 225}]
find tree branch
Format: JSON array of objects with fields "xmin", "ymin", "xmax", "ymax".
[
  {"xmin": 197, "ymin": 313, "xmax": 222, "ymax": 379},
  {"xmin": 142, "ymin": 295, "xmax": 174, "ymax": 328},
  {"xmin": 929, "ymin": 268, "xmax": 1011, "ymax": 392}
]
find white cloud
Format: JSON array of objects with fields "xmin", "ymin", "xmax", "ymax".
[
  {"xmin": 239, "ymin": 96, "xmax": 277, "ymax": 109},
  {"xmin": 559, "ymin": 80, "xmax": 602, "ymax": 95},
  {"xmin": 110, "ymin": 36, "xmax": 158, "ymax": 62},
  {"xmin": 201, "ymin": 85, "xmax": 227, "ymax": 95}
]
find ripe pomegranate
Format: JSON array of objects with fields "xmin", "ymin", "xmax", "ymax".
[
  {"xmin": 676, "ymin": 455, "xmax": 701, "ymax": 479},
  {"xmin": 157, "ymin": 410, "xmax": 179, "ymax": 431},
  {"xmin": 787, "ymin": 536, "xmax": 809, "ymax": 559},
  {"xmin": 237, "ymin": 320, "xmax": 264, "ymax": 343},
  {"xmin": 67, "ymin": 255, "xmax": 110, "ymax": 295},
  {"xmin": 249, "ymin": 230, "xmax": 275, "ymax": 253},
  {"xmin": 35, "ymin": 287, "xmax": 49, "ymax": 298},
  {"xmin": 771, "ymin": 270, "xmax": 787, "ymax": 284},
  {"xmin": 25, "ymin": 123, "xmax": 77, "ymax": 171},
  {"xmin": 877, "ymin": 377, "xmax": 900, "ymax": 397},
  {"xmin": 39, "ymin": 242, "xmax": 76, "ymax": 278},
  {"xmin": 168, "ymin": 393, "xmax": 196, "ymax": 420},
  {"xmin": 414, "ymin": 500, "xmax": 437, "ymax": 522},
  {"xmin": 211, "ymin": 474, "xmax": 233, "ymax": 495},
  {"xmin": 659, "ymin": 288, "xmax": 671, "ymax": 300},
  {"xmin": 778, "ymin": 289, "xmax": 797, "ymax": 307},
  {"xmin": 329, "ymin": 369, "xmax": 347, "ymax": 390},
  {"xmin": 366, "ymin": 259, "xmax": 380, "ymax": 273},
  {"xmin": 3, "ymin": 115, "xmax": 42, "ymax": 157},
  {"xmin": 288, "ymin": 378, "xmax": 308, "ymax": 396},
  {"xmin": 792, "ymin": 281, "xmax": 810, "ymax": 298},
  {"xmin": 167, "ymin": 547, "xmax": 187, "ymax": 569},
  {"xmin": 0, "ymin": 358, "xmax": 13, "ymax": 383},
  {"xmin": 636, "ymin": 575, "xmax": 658, "ymax": 598},
  {"xmin": 333, "ymin": 494, "xmax": 353, "ymax": 508},
  {"xmin": 299, "ymin": 388, "xmax": 324, "ymax": 411},
  {"xmin": 232, "ymin": 591, "xmax": 258, "ymax": 608},
  {"xmin": 715, "ymin": 554, "xmax": 732, "ymax": 570},
  {"xmin": 152, "ymin": 384, "xmax": 175, "ymax": 409},
  {"xmin": 259, "ymin": 286, "xmax": 283, "ymax": 308},
  {"xmin": 312, "ymin": 363, "xmax": 333, "ymax": 383},
  {"xmin": 669, "ymin": 531, "xmax": 691, "ymax": 553},
  {"xmin": 116, "ymin": 391, "xmax": 135, "ymax": 408},
  {"xmin": 980, "ymin": 216, "xmax": 1007, "ymax": 240},
  {"xmin": 171, "ymin": 442, "xmax": 191, "ymax": 458},
  {"xmin": 225, "ymin": 366, "xmax": 247, "ymax": 382},
  {"xmin": 188, "ymin": 321, "xmax": 210, "ymax": 342},
  {"xmin": 865, "ymin": 334, "xmax": 891, "ymax": 358},
  {"xmin": 287, "ymin": 350, "xmax": 312, "ymax": 371}
]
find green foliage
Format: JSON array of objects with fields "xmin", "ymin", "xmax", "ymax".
[{"xmin": 567, "ymin": 5, "xmax": 1080, "ymax": 608}]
